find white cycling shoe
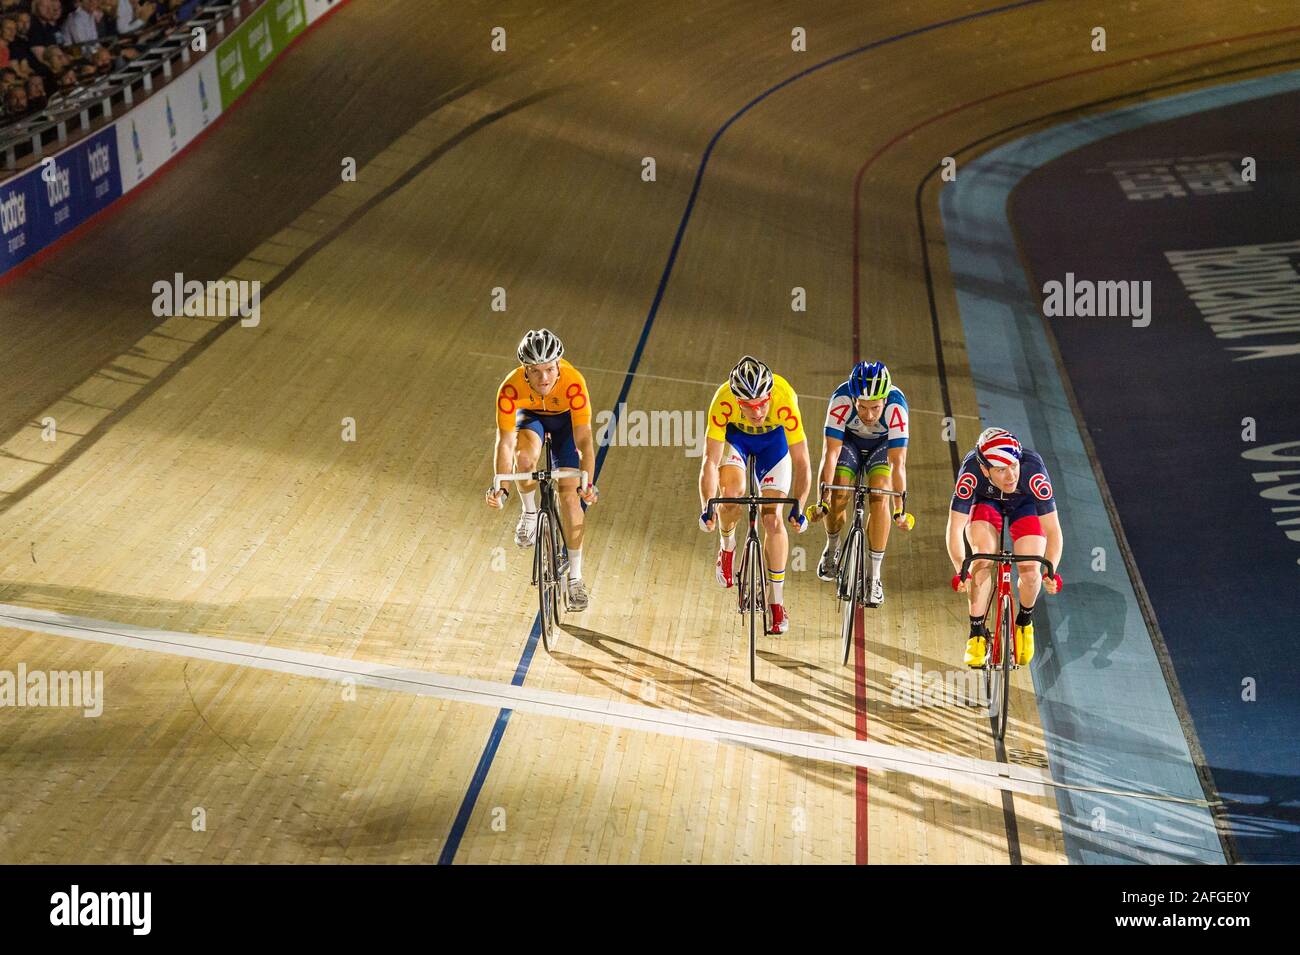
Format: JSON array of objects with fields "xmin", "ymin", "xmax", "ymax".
[{"xmin": 515, "ymin": 510, "xmax": 539, "ymax": 548}]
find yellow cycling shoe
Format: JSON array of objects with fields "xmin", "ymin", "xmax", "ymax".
[
  {"xmin": 964, "ymin": 634, "xmax": 988, "ymax": 668},
  {"xmin": 1015, "ymin": 623, "xmax": 1035, "ymax": 665}
]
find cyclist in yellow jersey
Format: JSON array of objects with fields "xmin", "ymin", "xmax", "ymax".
[
  {"xmin": 486, "ymin": 329, "xmax": 599, "ymax": 611},
  {"xmin": 698, "ymin": 356, "xmax": 811, "ymax": 634}
]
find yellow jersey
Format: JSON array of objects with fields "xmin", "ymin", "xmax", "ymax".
[
  {"xmin": 495, "ymin": 358, "xmax": 592, "ymax": 432},
  {"xmin": 706, "ymin": 373, "xmax": 806, "ymax": 445}
]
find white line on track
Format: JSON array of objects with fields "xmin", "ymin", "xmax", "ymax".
[{"xmin": 0, "ymin": 602, "xmax": 1207, "ymax": 807}]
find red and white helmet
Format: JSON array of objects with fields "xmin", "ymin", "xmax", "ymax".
[{"xmin": 976, "ymin": 427, "xmax": 1022, "ymax": 469}]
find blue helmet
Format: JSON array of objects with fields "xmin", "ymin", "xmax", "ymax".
[{"xmin": 848, "ymin": 361, "xmax": 892, "ymax": 401}]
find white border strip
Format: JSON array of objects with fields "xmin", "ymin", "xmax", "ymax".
[{"xmin": 0, "ymin": 602, "xmax": 1210, "ymax": 806}]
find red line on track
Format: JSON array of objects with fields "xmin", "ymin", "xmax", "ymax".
[{"xmin": 848, "ymin": 20, "xmax": 1300, "ymax": 866}]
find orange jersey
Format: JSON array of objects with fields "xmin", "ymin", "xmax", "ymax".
[{"xmin": 495, "ymin": 359, "xmax": 593, "ymax": 431}]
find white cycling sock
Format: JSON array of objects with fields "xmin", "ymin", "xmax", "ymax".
[
  {"xmin": 870, "ymin": 549, "xmax": 884, "ymax": 578},
  {"xmin": 720, "ymin": 529, "xmax": 737, "ymax": 552},
  {"xmin": 521, "ymin": 490, "xmax": 537, "ymax": 513},
  {"xmin": 768, "ymin": 568, "xmax": 785, "ymax": 604},
  {"xmin": 568, "ymin": 548, "xmax": 582, "ymax": 581}
]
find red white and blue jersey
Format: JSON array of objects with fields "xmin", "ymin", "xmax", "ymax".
[
  {"xmin": 823, "ymin": 383, "xmax": 909, "ymax": 449},
  {"xmin": 949, "ymin": 448, "xmax": 1057, "ymax": 515}
]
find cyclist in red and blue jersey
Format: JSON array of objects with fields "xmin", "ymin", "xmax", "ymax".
[
  {"xmin": 809, "ymin": 360, "xmax": 910, "ymax": 607},
  {"xmin": 945, "ymin": 428, "xmax": 1063, "ymax": 667}
]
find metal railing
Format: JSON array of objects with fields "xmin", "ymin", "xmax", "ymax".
[{"xmin": 1, "ymin": 1, "xmax": 258, "ymax": 178}]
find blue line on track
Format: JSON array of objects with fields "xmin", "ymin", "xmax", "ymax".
[{"xmin": 438, "ymin": 0, "xmax": 1050, "ymax": 864}]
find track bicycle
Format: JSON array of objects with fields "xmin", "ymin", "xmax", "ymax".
[
  {"xmin": 819, "ymin": 472, "xmax": 910, "ymax": 665},
  {"xmin": 958, "ymin": 525, "xmax": 1053, "ymax": 741},
  {"xmin": 707, "ymin": 454, "xmax": 798, "ymax": 682},
  {"xmin": 494, "ymin": 433, "xmax": 589, "ymax": 652}
]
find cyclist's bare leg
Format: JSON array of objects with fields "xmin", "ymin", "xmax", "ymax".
[
  {"xmin": 760, "ymin": 491, "xmax": 789, "ymax": 598},
  {"xmin": 513, "ymin": 428, "xmax": 541, "ymax": 498},
  {"xmin": 1013, "ymin": 533, "xmax": 1047, "ymax": 608},
  {"xmin": 716, "ymin": 465, "xmax": 745, "ymax": 538},
  {"xmin": 867, "ymin": 468, "xmax": 892, "ymax": 552},
  {"xmin": 825, "ymin": 468, "xmax": 854, "ymax": 535},
  {"xmin": 964, "ymin": 519, "xmax": 999, "ymax": 618},
  {"xmin": 760, "ymin": 495, "xmax": 789, "ymax": 552},
  {"xmin": 556, "ymin": 476, "xmax": 583, "ymax": 550}
]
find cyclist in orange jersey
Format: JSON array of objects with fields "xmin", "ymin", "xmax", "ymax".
[{"xmin": 486, "ymin": 329, "xmax": 599, "ymax": 611}]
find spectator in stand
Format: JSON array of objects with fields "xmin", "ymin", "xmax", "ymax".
[
  {"xmin": 95, "ymin": 0, "xmax": 117, "ymax": 39},
  {"xmin": 64, "ymin": 0, "xmax": 103, "ymax": 50},
  {"xmin": 116, "ymin": 0, "xmax": 155, "ymax": 36},
  {"xmin": 89, "ymin": 42, "xmax": 109, "ymax": 73},
  {"xmin": 25, "ymin": 71, "xmax": 46, "ymax": 110},
  {"xmin": 3, "ymin": 81, "xmax": 27, "ymax": 119},
  {"xmin": 1, "ymin": 17, "xmax": 24, "ymax": 67},
  {"xmin": 28, "ymin": 0, "xmax": 65, "ymax": 61},
  {"xmin": 54, "ymin": 63, "xmax": 75, "ymax": 93},
  {"xmin": 7, "ymin": 14, "xmax": 31, "ymax": 81},
  {"xmin": 33, "ymin": 42, "xmax": 70, "ymax": 84}
]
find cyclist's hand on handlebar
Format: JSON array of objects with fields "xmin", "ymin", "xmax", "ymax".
[
  {"xmin": 486, "ymin": 486, "xmax": 508, "ymax": 509},
  {"xmin": 893, "ymin": 509, "xmax": 914, "ymax": 530},
  {"xmin": 580, "ymin": 483, "xmax": 599, "ymax": 506},
  {"xmin": 788, "ymin": 505, "xmax": 808, "ymax": 534},
  {"xmin": 951, "ymin": 573, "xmax": 968, "ymax": 593},
  {"xmin": 807, "ymin": 500, "xmax": 828, "ymax": 524},
  {"xmin": 1045, "ymin": 572, "xmax": 1063, "ymax": 595},
  {"xmin": 699, "ymin": 508, "xmax": 716, "ymax": 532}
]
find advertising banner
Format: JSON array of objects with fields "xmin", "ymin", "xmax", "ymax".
[{"xmin": 1, "ymin": 127, "xmax": 122, "ymax": 273}]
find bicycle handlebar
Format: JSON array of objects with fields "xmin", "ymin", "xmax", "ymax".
[
  {"xmin": 707, "ymin": 495, "xmax": 799, "ymax": 509},
  {"xmin": 819, "ymin": 483, "xmax": 903, "ymax": 498},
  {"xmin": 494, "ymin": 469, "xmax": 589, "ymax": 492},
  {"xmin": 960, "ymin": 552, "xmax": 1055, "ymax": 580}
]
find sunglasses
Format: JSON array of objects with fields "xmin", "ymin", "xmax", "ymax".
[{"xmin": 736, "ymin": 396, "xmax": 770, "ymax": 411}]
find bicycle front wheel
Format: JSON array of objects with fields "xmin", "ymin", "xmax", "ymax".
[
  {"xmin": 839, "ymin": 527, "xmax": 861, "ymax": 666},
  {"xmin": 990, "ymin": 594, "xmax": 1012, "ymax": 740},
  {"xmin": 748, "ymin": 538, "xmax": 762, "ymax": 682},
  {"xmin": 537, "ymin": 510, "xmax": 557, "ymax": 652}
]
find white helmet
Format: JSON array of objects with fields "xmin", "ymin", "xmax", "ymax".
[
  {"xmin": 729, "ymin": 355, "xmax": 773, "ymax": 400},
  {"xmin": 517, "ymin": 328, "xmax": 564, "ymax": 366}
]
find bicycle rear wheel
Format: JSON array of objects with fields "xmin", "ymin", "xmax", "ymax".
[{"xmin": 839, "ymin": 525, "xmax": 861, "ymax": 665}]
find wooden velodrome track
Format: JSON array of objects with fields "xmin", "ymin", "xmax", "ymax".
[{"xmin": 1, "ymin": 0, "xmax": 1296, "ymax": 863}]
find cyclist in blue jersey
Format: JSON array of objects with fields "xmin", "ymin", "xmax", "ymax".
[
  {"xmin": 809, "ymin": 361, "xmax": 910, "ymax": 606},
  {"xmin": 946, "ymin": 428, "xmax": 1064, "ymax": 667}
]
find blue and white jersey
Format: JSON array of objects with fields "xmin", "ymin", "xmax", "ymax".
[{"xmin": 824, "ymin": 383, "xmax": 909, "ymax": 448}]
